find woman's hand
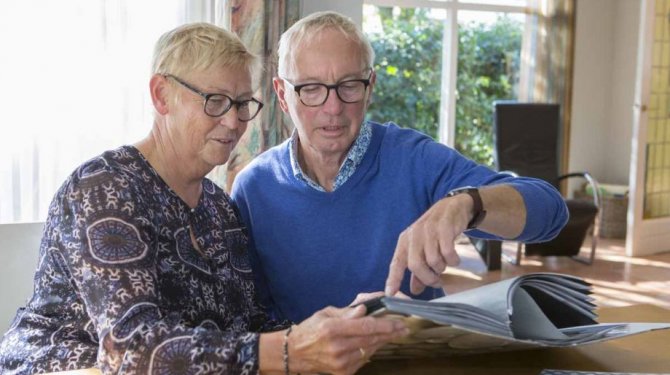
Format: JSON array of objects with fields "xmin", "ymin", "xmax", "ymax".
[{"xmin": 289, "ymin": 304, "xmax": 408, "ymax": 375}]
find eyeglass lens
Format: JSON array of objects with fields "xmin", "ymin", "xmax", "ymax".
[
  {"xmin": 204, "ymin": 95, "xmax": 261, "ymax": 121},
  {"xmin": 298, "ymin": 80, "xmax": 368, "ymax": 106}
]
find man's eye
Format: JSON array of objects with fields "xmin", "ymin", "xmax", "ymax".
[
  {"xmin": 340, "ymin": 82, "xmax": 359, "ymax": 89},
  {"xmin": 301, "ymin": 85, "xmax": 322, "ymax": 94}
]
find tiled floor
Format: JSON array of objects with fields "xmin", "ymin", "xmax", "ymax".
[{"xmin": 445, "ymin": 235, "xmax": 670, "ymax": 309}]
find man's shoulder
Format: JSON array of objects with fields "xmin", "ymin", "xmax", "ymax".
[
  {"xmin": 234, "ymin": 140, "xmax": 289, "ymax": 187},
  {"xmin": 247, "ymin": 140, "xmax": 289, "ymax": 167},
  {"xmin": 371, "ymin": 121, "xmax": 440, "ymax": 152},
  {"xmin": 371, "ymin": 121, "xmax": 433, "ymax": 142}
]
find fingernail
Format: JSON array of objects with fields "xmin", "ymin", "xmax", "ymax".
[{"xmin": 395, "ymin": 321, "xmax": 408, "ymax": 331}]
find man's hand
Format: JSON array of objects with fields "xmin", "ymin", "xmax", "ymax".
[
  {"xmin": 385, "ymin": 194, "xmax": 472, "ymax": 296},
  {"xmin": 384, "ymin": 185, "xmax": 525, "ymax": 296}
]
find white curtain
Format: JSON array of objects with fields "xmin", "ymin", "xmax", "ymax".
[{"xmin": 0, "ymin": 0, "xmax": 226, "ymax": 223}]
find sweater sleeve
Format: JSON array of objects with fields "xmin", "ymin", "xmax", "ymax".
[
  {"xmin": 54, "ymin": 170, "xmax": 263, "ymax": 374},
  {"xmin": 406, "ymin": 125, "xmax": 568, "ymax": 243}
]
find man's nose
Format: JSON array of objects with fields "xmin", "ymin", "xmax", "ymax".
[{"xmin": 321, "ymin": 87, "xmax": 344, "ymax": 114}]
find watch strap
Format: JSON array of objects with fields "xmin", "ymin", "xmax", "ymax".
[{"xmin": 447, "ymin": 187, "xmax": 487, "ymax": 229}]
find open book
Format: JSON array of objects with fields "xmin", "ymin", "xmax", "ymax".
[{"xmin": 365, "ymin": 273, "xmax": 670, "ymax": 359}]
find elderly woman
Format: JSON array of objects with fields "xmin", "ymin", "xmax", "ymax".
[{"xmin": 0, "ymin": 23, "xmax": 407, "ymax": 375}]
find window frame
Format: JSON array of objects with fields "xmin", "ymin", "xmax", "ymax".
[{"xmin": 364, "ymin": 0, "xmax": 530, "ymax": 146}]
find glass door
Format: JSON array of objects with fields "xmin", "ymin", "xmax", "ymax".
[{"xmin": 628, "ymin": 0, "xmax": 670, "ymax": 256}]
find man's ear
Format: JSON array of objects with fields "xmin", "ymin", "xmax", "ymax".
[
  {"xmin": 366, "ymin": 70, "xmax": 377, "ymax": 106},
  {"xmin": 273, "ymin": 77, "xmax": 290, "ymax": 113},
  {"xmin": 150, "ymin": 74, "xmax": 170, "ymax": 115}
]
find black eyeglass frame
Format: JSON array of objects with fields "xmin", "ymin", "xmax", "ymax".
[
  {"xmin": 164, "ymin": 74, "xmax": 263, "ymax": 121},
  {"xmin": 283, "ymin": 71, "xmax": 373, "ymax": 107}
]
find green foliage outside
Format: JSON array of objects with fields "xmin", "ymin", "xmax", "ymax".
[
  {"xmin": 365, "ymin": 7, "xmax": 522, "ymax": 166},
  {"xmin": 365, "ymin": 8, "xmax": 443, "ymax": 141}
]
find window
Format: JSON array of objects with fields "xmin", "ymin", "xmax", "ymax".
[
  {"xmin": 0, "ymin": 0, "xmax": 226, "ymax": 223},
  {"xmin": 364, "ymin": 0, "xmax": 529, "ymax": 166}
]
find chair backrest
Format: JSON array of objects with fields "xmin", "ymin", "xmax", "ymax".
[{"xmin": 493, "ymin": 102, "xmax": 562, "ymax": 190}]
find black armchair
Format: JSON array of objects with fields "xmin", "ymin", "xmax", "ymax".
[{"xmin": 484, "ymin": 102, "xmax": 601, "ymax": 265}]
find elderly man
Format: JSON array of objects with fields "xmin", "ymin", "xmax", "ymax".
[{"xmin": 231, "ymin": 11, "xmax": 568, "ymax": 323}]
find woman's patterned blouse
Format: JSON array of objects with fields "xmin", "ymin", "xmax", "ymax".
[{"xmin": 0, "ymin": 146, "xmax": 285, "ymax": 374}]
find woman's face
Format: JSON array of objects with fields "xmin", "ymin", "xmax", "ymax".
[{"xmin": 165, "ymin": 64, "xmax": 253, "ymax": 172}]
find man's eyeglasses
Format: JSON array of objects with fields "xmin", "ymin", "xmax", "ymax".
[
  {"xmin": 282, "ymin": 71, "xmax": 373, "ymax": 107},
  {"xmin": 165, "ymin": 74, "xmax": 263, "ymax": 122}
]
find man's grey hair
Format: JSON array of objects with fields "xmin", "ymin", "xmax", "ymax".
[{"xmin": 277, "ymin": 11, "xmax": 375, "ymax": 78}]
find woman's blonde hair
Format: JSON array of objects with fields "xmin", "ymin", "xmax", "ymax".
[
  {"xmin": 152, "ymin": 22, "xmax": 261, "ymax": 86},
  {"xmin": 277, "ymin": 11, "xmax": 375, "ymax": 79}
]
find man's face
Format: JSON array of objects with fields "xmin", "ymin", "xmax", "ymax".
[{"xmin": 275, "ymin": 28, "xmax": 375, "ymax": 162}]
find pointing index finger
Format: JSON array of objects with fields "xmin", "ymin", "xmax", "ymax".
[{"xmin": 385, "ymin": 237, "xmax": 408, "ymax": 296}]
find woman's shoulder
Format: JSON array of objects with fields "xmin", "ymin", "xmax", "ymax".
[
  {"xmin": 66, "ymin": 145, "xmax": 147, "ymax": 185},
  {"xmin": 51, "ymin": 146, "xmax": 155, "ymax": 210},
  {"xmin": 75, "ymin": 145, "xmax": 145, "ymax": 179},
  {"xmin": 44, "ymin": 146, "xmax": 157, "ymax": 246}
]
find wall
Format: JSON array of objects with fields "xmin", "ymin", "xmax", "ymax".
[
  {"xmin": 302, "ymin": 0, "xmax": 363, "ymax": 25},
  {"xmin": 606, "ymin": 0, "xmax": 640, "ymax": 185},
  {"xmin": 569, "ymin": 0, "xmax": 639, "ymax": 187},
  {"xmin": 0, "ymin": 222, "xmax": 43, "ymax": 333},
  {"xmin": 569, "ymin": 0, "xmax": 614, "ymax": 186}
]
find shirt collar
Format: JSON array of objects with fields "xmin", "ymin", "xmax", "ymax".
[{"xmin": 289, "ymin": 121, "xmax": 372, "ymax": 191}]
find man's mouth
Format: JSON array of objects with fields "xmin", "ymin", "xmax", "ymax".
[{"xmin": 321, "ymin": 125, "xmax": 345, "ymax": 131}]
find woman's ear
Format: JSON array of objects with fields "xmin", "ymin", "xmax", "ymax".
[
  {"xmin": 150, "ymin": 74, "xmax": 170, "ymax": 115},
  {"xmin": 273, "ymin": 77, "xmax": 290, "ymax": 113}
]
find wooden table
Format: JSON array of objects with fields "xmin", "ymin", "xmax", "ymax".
[
  {"xmin": 45, "ymin": 305, "xmax": 670, "ymax": 375},
  {"xmin": 359, "ymin": 304, "xmax": 670, "ymax": 374}
]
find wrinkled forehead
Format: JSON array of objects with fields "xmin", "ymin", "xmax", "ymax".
[{"xmin": 287, "ymin": 27, "xmax": 368, "ymax": 79}]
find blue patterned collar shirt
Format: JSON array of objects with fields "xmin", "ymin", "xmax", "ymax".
[{"xmin": 289, "ymin": 121, "xmax": 372, "ymax": 192}]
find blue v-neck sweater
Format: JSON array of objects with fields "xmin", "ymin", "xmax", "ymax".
[{"xmin": 232, "ymin": 122, "xmax": 568, "ymax": 322}]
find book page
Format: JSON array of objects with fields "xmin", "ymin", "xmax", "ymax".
[
  {"xmin": 432, "ymin": 277, "xmax": 518, "ymax": 323},
  {"xmin": 510, "ymin": 288, "xmax": 568, "ymax": 340}
]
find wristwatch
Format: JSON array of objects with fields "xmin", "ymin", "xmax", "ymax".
[{"xmin": 446, "ymin": 187, "xmax": 487, "ymax": 229}]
